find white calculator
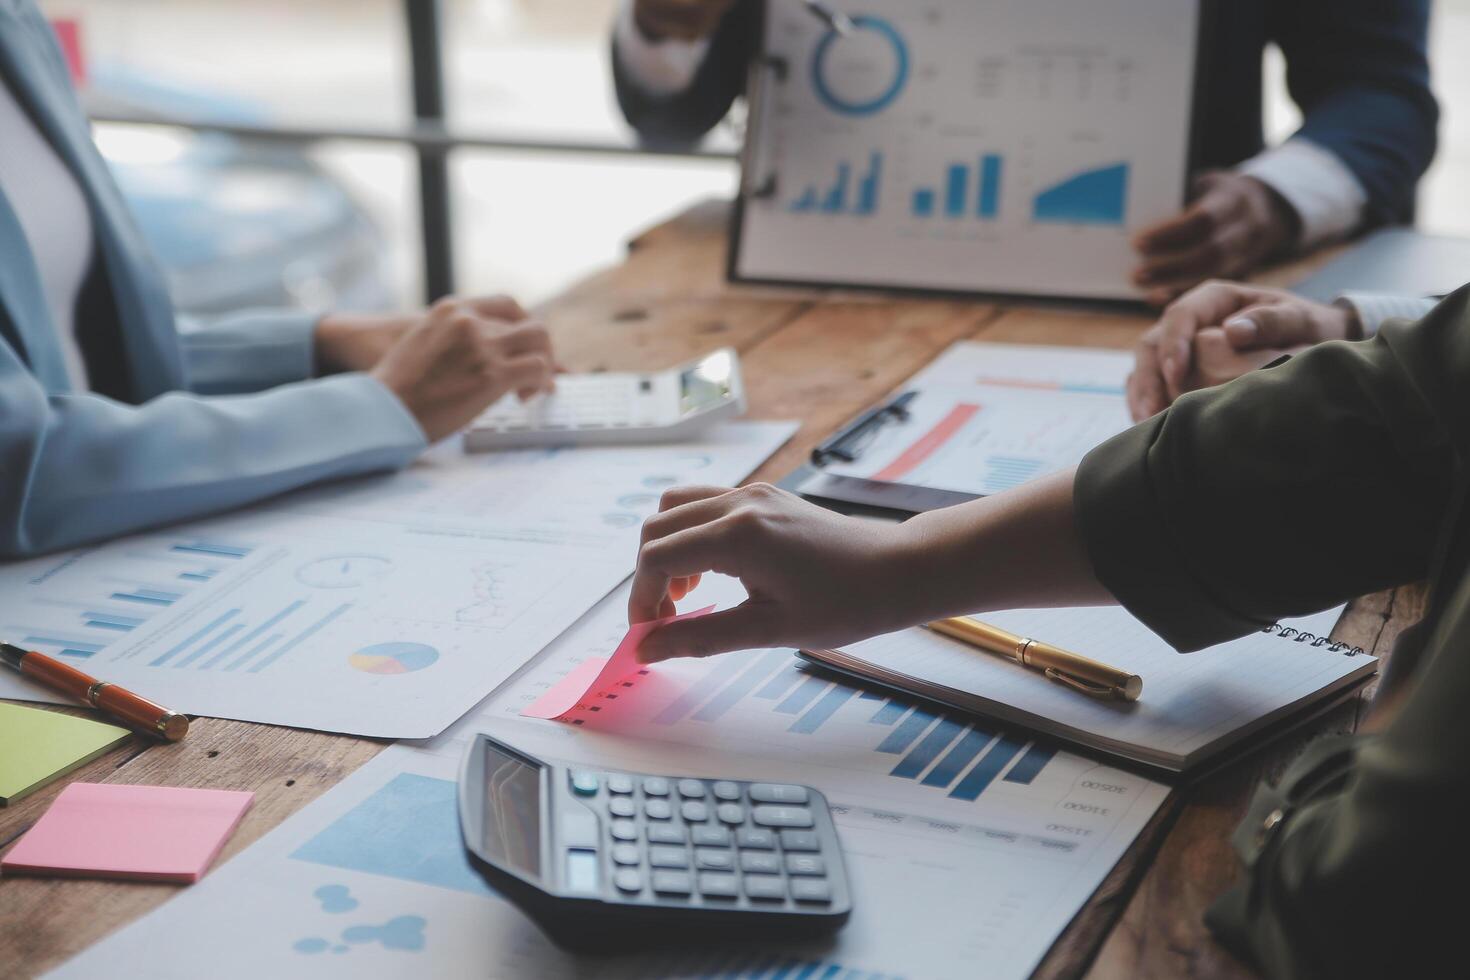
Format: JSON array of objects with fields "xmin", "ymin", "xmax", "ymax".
[{"xmin": 463, "ymin": 348, "xmax": 746, "ymax": 451}]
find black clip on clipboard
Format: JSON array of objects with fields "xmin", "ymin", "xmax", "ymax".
[{"xmin": 778, "ymin": 391, "xmax": 982, "ymax": 519}]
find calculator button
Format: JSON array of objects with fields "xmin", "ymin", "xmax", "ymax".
[
  {"xmin": 712, "ymin": 781, "xmax": 742, "ymax": 801},
  {"xmin": 612, "ymin": 844, "xmax": 640, "ymax": 865},
  {"xmin": 649, "ymin": 846, "xmax": 690, "ymax": 869},
  {"xmin": 681, "ymin": 801, "xmax": 710, "ymax": 823},
  {"xmin": 736, "ymin": 828, "xmax": 777, "ymax": 850},
  {"xmin": 748, "ymin": 783, "xmax": 809, "ymax": 804},
  {"xmin": 695, "ymin": 849, "xmax": 735, "ymax": 871},
  {"xmin": 698, "ymin": 873, "xmax": 740, "ymax": 899},
  {"xmin": 646, "ymin": 824, "xmax": 687, "ymax": 845},
  {"xmin": 740, "ymin": 851, "xmax": 781, "ymax": 874},
  {"xmin": 610, "ymin": 820, "xmax": 637, "ymax": 842},
  {"xmin": 692, "ymin": 825, "xmax": 731, "ymax": 847},
  {"xmin": 614, "ymin": 869, "xmax": 643, "ymax": 893},
  {"xmin": 652, "ymin": 870, "xmax": 693, "ymax": 896},
  {"xmin": 677, "ymin": 779, "xmax": 706, "ymax": 799},
  {"xmin": 716, "ymin": 803, "xmax": 745, "ymax": 825},
  {"xmin": 752, "ymin": 806, "xmax": 814, "ymax": 828},
  {"xmin": 642, "ymin": 777, "xmax": 671, "ymax": 797},
  {"xmin": 742, "ymin": 875, "xmax": 787, "ymax": 901},
  {"xmin": 608, "ymin": 797, "xmax": 636, "ymax": 818},
  {"xmin": 791, "ymin": 879, "xmax": 833, "ymax": 903},
  {"xmin": 570, "ymin": 771, "xmax": 600, "ymax": 796},
  {"xmin": 644, "ymin": 799, "xmax": 674, "ymax": 820},
  {"xmin": 785, "ymin": 854, "xmax": 826, "ymax": 876},
  {"xmin": 779, "ymin": 830, "xmax": 821, "ymax": 852},
  {"xmin": 607, "ymin": 774, "xmax": 635, "ymax": 795}
]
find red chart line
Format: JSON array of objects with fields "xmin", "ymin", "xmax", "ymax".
[{"xmin": 873, "ymin": 403, "xmax": 981, "ymax": 481}]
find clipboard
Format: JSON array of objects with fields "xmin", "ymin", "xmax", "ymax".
[{"xmin": 729, "ymin": 0, "xmax": 1206, "ymax": 303}]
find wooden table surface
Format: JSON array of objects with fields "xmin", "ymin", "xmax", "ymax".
[{"xmin": 0, "ymin": 201, "xmax": 1419, "ymax": 979}]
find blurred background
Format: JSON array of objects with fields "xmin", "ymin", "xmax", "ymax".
[{"xmin": 37, "ymin": 0, "xmax": 1470, "ymax": 314}]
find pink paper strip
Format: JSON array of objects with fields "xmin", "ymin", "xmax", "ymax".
[{"xmin": 522, "ymin": 605, "xmax": 714, "ymax": 721}]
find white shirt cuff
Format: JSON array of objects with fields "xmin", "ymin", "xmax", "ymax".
[
  {"xmin": 1237, "ymin": 138, "xmax": 1368, "ymax": 249},
  {"xmin": 1334, "ymin": 293, "xmax": 1439, "ymax": 338},
  {"xmin": 613, "ymin": 0, "xmax": 712, "ymax": 97}
]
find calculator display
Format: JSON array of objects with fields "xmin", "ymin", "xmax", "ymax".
[
  {"xmin": 680, "ymin": 350, "xmax": 735, "ymax": 414},
  {"xmin": 481, "ymin": 744, "xmax": 543, "ymax": 880}
]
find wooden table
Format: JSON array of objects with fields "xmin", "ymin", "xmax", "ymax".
[{"xmin": 0, "ymin": 201, "xmax": 1420, "ymax": 979}]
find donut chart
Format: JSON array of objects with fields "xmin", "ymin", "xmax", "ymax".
[
  {"xmin": 349, "ymin": 642, "xmax": 439, "ymax": 675},
  {"xmin": 811, "ymin": 16, "xmax": 909, "ymax": 117}
]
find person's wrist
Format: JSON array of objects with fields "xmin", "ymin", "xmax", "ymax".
[
  {"xmin": 1244, "ymin": 176, "xmax": 1301, "ymax": 257},
  {"xmin": 313, "ymin": 312, "xmax": 354, "ymax": 374}
]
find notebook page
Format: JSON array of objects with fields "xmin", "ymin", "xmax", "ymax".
[{"xmin": 841, "ymin": 604, "xmax": 1371, "ymax": 766}]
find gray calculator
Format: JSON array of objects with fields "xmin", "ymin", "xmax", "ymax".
[{"xmin": 457, "ymin": 732, "xmax": 853, "ymax": 951}]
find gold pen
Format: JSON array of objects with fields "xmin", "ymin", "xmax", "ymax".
[{"xmin": 926, "ymin": 617, "xmax": 1143, "ymax": 701}]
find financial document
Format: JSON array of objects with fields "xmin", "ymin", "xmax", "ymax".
[
  {"xmin": 51, "ymin": 574, "xmax": 1168, "ymax": 980},
  {"xmin": 734, "ymin": 0, "xmax": 1199, "ymax": 298},
  {"xmin": 0, "ymin": 423, "xmax": 795, "ymax": 738},
  {"xmin": 822, "ymin": 342, "xmax": 1134, "ymax": 495}
]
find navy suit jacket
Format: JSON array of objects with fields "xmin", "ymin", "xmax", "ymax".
[{"xmin": 614, "ymin": 0, "xmax": 1437, "ymax": 227}]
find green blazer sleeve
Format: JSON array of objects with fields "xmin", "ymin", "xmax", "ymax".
[
  {"xmin": 1075, "ymin": 288, "xmax": 1470, "ymax": 978},
  {"xmin": 1074, "ymin": 291, "xmax": 1468, "ymax": 653}
]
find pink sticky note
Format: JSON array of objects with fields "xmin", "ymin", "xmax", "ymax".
[
  {"xmin": 522, "ymin": 605, "xmax": 715, "ymax": 721},
  {"xmin": 1, "ymin": 782, "xmax": 253, "ymax": 883}
]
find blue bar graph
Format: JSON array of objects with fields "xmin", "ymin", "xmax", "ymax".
[
  {"xmin": 110, "ymin": 591, "xmax": 173, "ymax": 606},
  {"xmin": 691, "ymin": 650, "xmax": 790, "ymax": 722},
  {"xmin": 789, "ymin": 685, "xmax": 856, "ymax": 734},
  {"xmin": 788, "ymin": 153, "xmax": 882, "ymax": 217},
  {"xmin": 775, "ymin": 675, "xmax": 831, "ymax": 715},
  {"xmin": 648, "ymin": 651, "xmax": 749, "ymax": 724},
  {"xmin": 984, "ymin": 455, "xmax": 1045, "ymax": 492},
  {"xmin": 1003, "ymin": 743, "xmax": 1056, "ymax": 785},
  {"xmin": 876, "ymin": 708, "xmax": 936, "ymax": 754},
  {"xmin": 83, "ymin": 611, "xmax": 144, "ymax": 631},
  {"xmin": 23, "ymin": 634, "xmax": 104, "ymax": 659},
  {"xmin": 149, "ymin": 608, "xmax": 240, "ymax": 667},
  {"xmin": 754, "ymin": 665, "xmax": 805, "ymax": 701},
  {"xmin": 201, "ymin": 599, "xmax": 307, "ymax": 671},
  {"xmin": 170, "ymin": 540, "xmax": 251, "ymax": 559},
  {"xmin": 821, "ymin": 163, "xmax": 850, "ymax": 213},
  {"xmin": 248, "ymin": 603, "xmax": 353, "ymax": 673},
  {"xmin": 222, "ymin": 632, "xmax": 284, "ymax": 673},
  {"xmin": 869, "ymin": 699, "xmax": 909, "ymax": 725},
  {"xmin": 979, "ymin": 154, "xmax": 1002, "ymax": 219},
  {"xmin": 1033, "ymin": 162, "xmax": 1129, "ymax": 226},
  {"xmin": 949, "ymin": 735, "xmax": 1026, "ymax": 802},
  {"xmin": 173, "ymin": 623, "xmax": 246, "ymax": 668},
  {"xmin": 944, "ymin": 164, "xmax": 968, "ymax": 217},
  {"xmin": 911, "ymin": 188, "xmax": 935, "ymax": 218},
  {"xmin": 890, "ymin": 716, "xmax": 965, "ymax": 778},
  {"xmin": 920, "ymin": 726, "xmax": 995, "ymax": 788}
]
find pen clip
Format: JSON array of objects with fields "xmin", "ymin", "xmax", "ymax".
[
  {"xmin": 811, "ymin": 391, "xmax": 917, "ymax": 466},
  {"xmin": 1043, "ymin": 668, "xmax": 1120, "ymax": 700}
]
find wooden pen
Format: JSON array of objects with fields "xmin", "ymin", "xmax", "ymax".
[
  {"xmin": 926, "ymin": 617, "xmax": 1143, "ymax": 701},
  {"xmin": 0, "ymin": 642, "xmax": 189, "ymax": 740}
]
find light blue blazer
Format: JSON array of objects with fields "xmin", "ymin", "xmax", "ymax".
[{"xmin": 0, "ymin": 0, "xmax": 426, "ymax": 558}]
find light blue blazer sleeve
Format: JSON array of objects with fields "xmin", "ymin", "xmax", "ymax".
[
  {"xmin": 176, "ymin": 309, "xmax": 321, "ymax": 394},
  {"xmin": 0, "ymin": 342, "xmax": 426, "ymax": 558}
]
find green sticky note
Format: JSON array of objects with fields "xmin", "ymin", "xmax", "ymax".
[{"xmin": 0, "ymin": 703, "xmax": 131, "ymax": 806}]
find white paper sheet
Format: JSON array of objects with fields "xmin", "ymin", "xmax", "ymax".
[
  {"xmin": 820, "ymin": 342, "xmax": 1134, "ymax": 496},
  {"xmin": 0, "ymin": 423, "xmax": 795, "ymax": 738},
  {"xmin": 734, "ymin": 0, "xmax": 1199, "ymax": 299},
  {"xmin": 50, "ymin": 574, "xmax": 1167, "ymax": 980}
]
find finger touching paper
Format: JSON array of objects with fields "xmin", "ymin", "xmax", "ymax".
[{"xmin": 521, "ymin": 606, "xmax": 715, "ymax": 721}]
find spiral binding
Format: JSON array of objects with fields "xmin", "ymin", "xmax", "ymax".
[{"xmin": 1260, "ymin": 624, "xmax": 1365, "ymax": 657}]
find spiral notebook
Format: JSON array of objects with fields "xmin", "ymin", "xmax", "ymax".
[{"xmin": 800, "ymin": 604, "xmax": 1376, "ymax": 774}]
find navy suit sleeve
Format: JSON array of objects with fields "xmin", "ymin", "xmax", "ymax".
[
  {"xmin": 1273, "ymin": 0, "xmax": 1437, "ymax": 225},
  {"xmin": 612, "ymin": 0, "xmax": 762, "ymax": 148}
]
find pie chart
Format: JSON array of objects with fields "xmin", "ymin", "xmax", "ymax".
[{"xmin": 349, "ymin": 642, "xmax": 439, "ymax": 675}]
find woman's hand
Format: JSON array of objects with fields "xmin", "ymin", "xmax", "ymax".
[
  {"xmin": 367, "ymin": 296, "xmax": 557, "ymax": 443},
  {"xmin": 315, "ymin": 295, "xmax": 532, "ymax": 375},
  {"xmin": 629, "ymin": 483, "xmax": 922, "ymax": 663}
]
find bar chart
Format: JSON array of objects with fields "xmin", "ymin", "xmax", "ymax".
[
  {"xmin": 788, "ymin": 152, "xmax": 883, "ymax": 217},
  {"xmin": 6, "ymin": 536, "xmax": 254, "ymax": 662},
  {"xmin": 645, "ymin": 653, "xmax": 1056, "ymax": 805},
  {"xmin": 910, "ymin": 154, "xmax": 1004, "ymax": 220}
]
